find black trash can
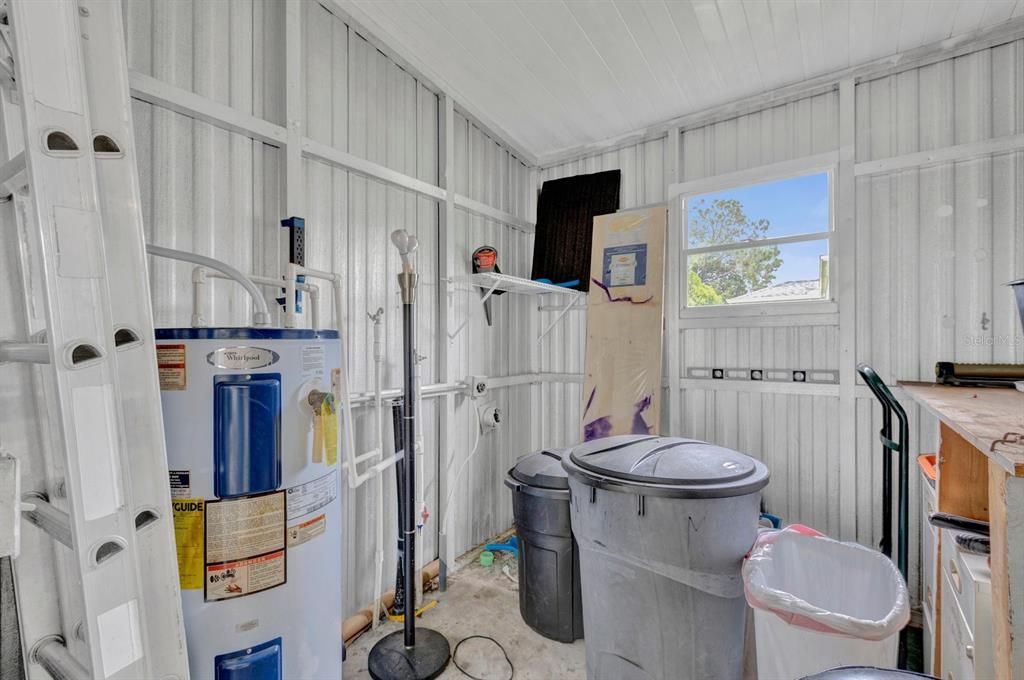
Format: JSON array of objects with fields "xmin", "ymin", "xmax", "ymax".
[{"xmin": 504, "ymin": 448, "xmax": 584, "ymax": 642}]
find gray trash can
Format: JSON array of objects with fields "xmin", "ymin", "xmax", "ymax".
[
  {"xmin": 562, "ymin": 435, "xmax": 769, "ymax": 680},
  {"xmin": 505, "ymin": 448, "xmax": 584, "ymax": 642}
]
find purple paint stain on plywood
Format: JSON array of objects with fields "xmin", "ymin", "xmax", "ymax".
[
  {"xmin": 583, "ymin": 386, "xmax": 597, "ymax": 419},
  {"xmin": 583, "ymin": 416, "xmax": 612, "ymax": 442},
  {"xmin": 631, "ymin": 395, "xmax": 653, "ymax": 435},
  {"xmin": 591, "ymin": 278, "xmax": 653, "ymax": 305}
]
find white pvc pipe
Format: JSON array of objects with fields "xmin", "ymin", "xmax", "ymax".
[
  {"xmin": 197, "ymin": 269, "xmax": 322, "ymax": 329},
  {"xmin": 370, "ymin": 309, "xmax": 385, "ymax": 630},
  {"xmin": 291, "ymin": 267, "xmax": 362, "ymax": 496},
  {"xmin": 284, "ymin": 263, "xmax": 299, "ymax": 329},
  {"xmin": 307, "ymin": 285, "xmax": 321, "ymax": 330},
  {"xmin": 0, "ymin": 342, "xmax": 49, "ymax": 364},
  {"xmin": 191, "ymin": 268, "xmax": 208, "ymax": 327},
  {"xmin": 147, "ymin": 244, "xmax": 270, "ymax": 326},
  {"xmin": 346, "ymin": 381, "xmax": 467, "ymax": 406}
]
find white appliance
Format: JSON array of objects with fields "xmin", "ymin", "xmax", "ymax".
[{"xmin": 157, "ymin": 327, "xmax": 343, "ymax": 680}]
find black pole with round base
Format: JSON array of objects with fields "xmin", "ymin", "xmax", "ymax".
[
  {"xmin": 368, "ymin": 231, "xmax": 450, "ymax": 680},
  {"xmin": 367, "ymin": 628, "xmax": 451, "ymax": 680}
]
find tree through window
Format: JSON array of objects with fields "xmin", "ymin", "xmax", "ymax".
[{"xmin": 683, "ymin": 171, "xmax": 832, "ymax": 307}]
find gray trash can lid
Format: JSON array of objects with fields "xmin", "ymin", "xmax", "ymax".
[
  {"xmin": 800, "ymin": 667, "xmax": 937, "ymax": 680},
  {"xmin": 565, "ymin": 435, "xmax": 769, "ymax": 498},
  {"xmin": 509, "ymin": 448, "xmax": 571, "ymax": 490}
]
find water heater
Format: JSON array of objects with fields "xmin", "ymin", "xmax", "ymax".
[{"xmin": 156, "ymin": 327, "xmax": 343, "ymax": 680}]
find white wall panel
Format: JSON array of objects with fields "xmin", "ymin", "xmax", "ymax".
[
  {"xmin": 4, "ymin": 0, "xmax": 1019, "ymax": 635},
  {"xmin": 681, "ymin": 90, "xmax": 839, "ymax": 181},
  {"xmin": 444, "ymin": 113, "xmax": 536, "ymax": 559},
  {"xmin": 854, "ymin": 41, "xmax": 1024, "ymax": 378},
  {"xmin": 117, "ymin": 0, "xmax": 532, "ymax": 616},
  {"xmin": 538, "ymin": 34, "xmax": 1024, "ymax": 607}
]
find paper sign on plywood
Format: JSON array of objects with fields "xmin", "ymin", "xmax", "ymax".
[{"xmin": 582, "ymin": 206, "xmax": 667, "ymax": 441}]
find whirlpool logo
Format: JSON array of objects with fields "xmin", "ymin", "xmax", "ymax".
[{"xmin": 206, "ymin": 346, "xmax": 280, "ymax": 369}]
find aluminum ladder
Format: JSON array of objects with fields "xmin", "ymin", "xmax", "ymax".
[{"xmin": 0, "ymin": 1, "xmax": 189, "ymax": 678}]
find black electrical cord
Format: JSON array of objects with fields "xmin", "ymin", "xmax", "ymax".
[{"xmin": 451, "ymin": 635, "xmax": 514, "ymax": 680}]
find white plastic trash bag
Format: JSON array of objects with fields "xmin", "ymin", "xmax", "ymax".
[{"xmin": 743, "ymin": 525, "xmax": 910, "ymax": 679}]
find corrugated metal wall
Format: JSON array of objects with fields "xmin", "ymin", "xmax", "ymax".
[
  {"xmin": 539, "ymin": 42, "xmax": 1024, "ymax": 605},
  {"xmin": 851, "ymin": 39, "xmax": 1024, "ymax": 602},
  {"xmin": 120, "ymin": 0, "xmax": 535, "ymax": 614},
  {"xmin": 673, "ymin": 91, "xmax": 848, "ymax": 544},
  {"xmin": 443, "ymin": 112, "xmax": 536, "ymax": 561},
  {"xmin": 3, "ymin": 0, "xmax": 1019, "ymax": 627}
]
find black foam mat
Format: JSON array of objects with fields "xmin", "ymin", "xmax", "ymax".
[{"xmin": 531, "ymin": 169, "xmax": 621, "ymax": 292}]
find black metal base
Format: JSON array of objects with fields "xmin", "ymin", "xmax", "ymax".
[{"xmin": 367, "ymin": 629, "xmax": 450, "ymax": 680}]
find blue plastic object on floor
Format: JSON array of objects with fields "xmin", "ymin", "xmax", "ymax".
[{"xmin": 484, "ymin": 535, "xmax": 519, "ymax": 558}]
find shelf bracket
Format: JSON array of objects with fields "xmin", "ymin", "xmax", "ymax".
[
  {"xmin": 478, "ymin": 280, "xmax": 501, "ymax": 305},
  {"xmin": 537, "ymin": 292, "xmax": 582, "ymax": 343}
]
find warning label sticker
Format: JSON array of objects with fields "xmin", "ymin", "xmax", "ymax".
[
  {"xmin": 286, "ymin": 470, "xmax": 338, "ymax": 520},
  {"xmin": 156, "ymin": 344, "xmax": 186, "ymax": 391},
  {"xmin": 172, "ymin": 498, "xmax": 204, "ymax": 590},
  {"xmin": 205, "ymin": 551, "xmax": 285, "ymax": 602},
  {"xmin": 287, "ymin": 513, "xmax": 326, "ymax": 548},
  {"xmin": 169, "ymin": 470, "xmax": 191, "ymax": 499},
  {"xmin": 302, "ymin": 345, "xmax": 325, "ymax": 377},
  {"xmin": 204, "ymin": 491, "xmax": 286, "ymax": 601}
]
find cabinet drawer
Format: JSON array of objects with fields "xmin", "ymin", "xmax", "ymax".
[
  {"xmin": 923, "ymin": 607, "xmax": 935, "ymax": 678},
  {"xmin": 941, "ymin": 569, "xmax": 975, "ymax": 680},
  {"xmin": 922, "ymin": 516, "xmax": 937, "ymax": 619},
  {"xmin": 940, "ymin": 529, "xmax": 991, "ymax": 641},
  {"xmin": 922, "ymin": 473, "xmax": 937, "ymax": 516},
  {"xmin": 921, "ymin": 471, "xmax": 939, "ymax": 620}
]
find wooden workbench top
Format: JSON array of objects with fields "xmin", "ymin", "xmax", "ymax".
[{"xmin": 899, "ymin": 381, "xmax": 1024, "ymax": 475}]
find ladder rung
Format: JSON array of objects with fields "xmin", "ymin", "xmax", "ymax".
[
  {"xmin": 31, "ymin": 635, "xmax": 90, "ymax": 680},
  {"xmin": 0, "ymin": 341, "xmax": 49, "ymax": 364},
  {"xmin": 21, "ymin": 492, "xmax": 72, "ymax": 548},
  {"xmin": 0, "ymin": 150, "xmax": 25, "ymax": 193}
]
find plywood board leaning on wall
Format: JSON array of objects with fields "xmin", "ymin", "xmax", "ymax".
[{"xmin": 582, "ymin": 206, "xmax": 667, "ymax": 441}]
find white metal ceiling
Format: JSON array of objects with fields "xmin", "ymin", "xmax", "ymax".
[{"xmin": 339, "ymin": 0, "xmax": 1023, "ymax": 161}]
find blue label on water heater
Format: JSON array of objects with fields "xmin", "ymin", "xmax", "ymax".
[
  {"xmin": 214, "ymin": 637, "xmax": 282, "ymax": 680},
  {"xmin": 214, "ymin": 373, "xmax": 282, "ymax": 498}
]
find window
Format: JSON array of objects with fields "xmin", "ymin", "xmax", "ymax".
[{"xmin": 682, "ymin": 170, "xmax": 832, "ymax": 308}]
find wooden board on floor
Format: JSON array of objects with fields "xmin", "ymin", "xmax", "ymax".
[{"xmin": 582, "ymin": 206, "xmax": 667, "ymax": 440}]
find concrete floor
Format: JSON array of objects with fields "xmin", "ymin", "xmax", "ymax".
[{"xmin": 344, "ymin": 550, "xmax": 585, "ymax": 679}]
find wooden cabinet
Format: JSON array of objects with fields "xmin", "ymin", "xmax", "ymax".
[
  {"xmin": 921, "ymin": 469, "xmax": 938, "ymax": 677},
  {"xmin": 902, "ymin": 382, "xmax": 1024, "ymax": 680},
  {"xmin": 919, "ymin": 419, "xmax": 999, "ymax": 679},
  {"xmin": 936, "ymin": 527, "xmax": 993, "ymax": 680}
]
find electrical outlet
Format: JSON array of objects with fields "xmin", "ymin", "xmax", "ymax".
[
  {"xmin": 467, "ymin": 375, "xmax": 488, "ymax": 399},
  {"xmin": 478, "ymin": 403, "xmax": 501, "ymax": 430}
]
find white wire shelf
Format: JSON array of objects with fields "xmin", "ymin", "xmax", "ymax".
[
  {"xmin": 459, "ymin": 272, "xmax": 582, "ymax": 297},
  {"xmin": 452, "ymin": 272, "xmax": 584, "ymax": 343}
]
